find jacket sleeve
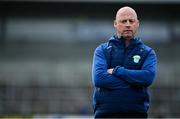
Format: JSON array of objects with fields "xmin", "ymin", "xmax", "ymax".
[
  {"xmin": 112, "ymin": 49, "xmax": 157, "ymax": 87},
  {"xmin": 92, "ymin": 44, "xmax": 129, "ymax": 89}
]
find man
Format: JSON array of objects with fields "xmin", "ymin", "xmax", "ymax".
[{"xmin": 92, "ymin": 6, "xmax": 157, "ymax": 118}]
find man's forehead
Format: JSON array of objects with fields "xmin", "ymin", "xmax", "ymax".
[{"xmin": 118, "ymin": 14, "xmax": 137, "ymax": 19}]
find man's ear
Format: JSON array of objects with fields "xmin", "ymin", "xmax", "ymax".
[
  {"xmin": 114, "ymin": 20, "xmax": 117, "ymax": 28},
  {"xmin": 137, "ymin": 19, "xmax": 140, "ymax": 28}
]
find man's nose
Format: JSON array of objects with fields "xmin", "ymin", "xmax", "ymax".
[{"xmin": 125, "ymin": 21, "xmax": 131, "ymax": 27}]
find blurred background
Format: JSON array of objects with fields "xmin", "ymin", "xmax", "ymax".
[{"xmin": 0, "ymin": 0, "xmax": 180, "ymax": 118}]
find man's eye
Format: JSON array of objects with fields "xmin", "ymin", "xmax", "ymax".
[
  {"xmin": 121, "ymin": 20, "xmax": 127, "ymax": 23},
  {"xmin": 129, "ymin": 20, "xmax": 135, "ymax": 23}
]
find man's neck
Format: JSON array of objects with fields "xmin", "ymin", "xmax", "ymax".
[
  {"xmin": 125, "ymin": 39, "xmax": 130, "ymax": 47},
  {"xmin": 116, "ymin": 34, "xmax": 132, "ymax": 47}
]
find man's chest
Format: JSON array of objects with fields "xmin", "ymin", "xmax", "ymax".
[{"xmin": 107, "ymin": 45, "xmax": 145, "ymax": 70}]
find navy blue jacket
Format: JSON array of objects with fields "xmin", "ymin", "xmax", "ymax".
[{"xmin": 92, "ymin": 36, "xmax": 157, "ymax": 117}]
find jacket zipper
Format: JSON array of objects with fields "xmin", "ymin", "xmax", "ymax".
[{"xmin": 123, "ymin": 45, "xmax": 128, "ymax": 67}]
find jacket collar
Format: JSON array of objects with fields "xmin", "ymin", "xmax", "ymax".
[{"xmin": 108, "ymin": 35, "xmax": 143, "ymax": 47}]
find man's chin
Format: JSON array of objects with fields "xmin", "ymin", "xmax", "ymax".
[{"xmin": 122, "ymin": 35, "xmax": 133, "ymax": 40}]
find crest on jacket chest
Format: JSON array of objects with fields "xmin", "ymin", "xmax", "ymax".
[{"xmin": 133, "ymin": 55, "xmax": 141, "ymax": 63}]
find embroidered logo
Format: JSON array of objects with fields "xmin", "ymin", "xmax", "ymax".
[
  {"xmin": 107, "ymin": 46, "xmax": 112, "ymax": 50},
  {"xmin": 133, "ymin": 55, "xmax": 141, "ymax": 63}
]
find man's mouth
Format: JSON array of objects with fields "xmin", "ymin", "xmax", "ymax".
[{"xmin": 124, "ymin": 30, "xmax": 132, "ymax": 32}]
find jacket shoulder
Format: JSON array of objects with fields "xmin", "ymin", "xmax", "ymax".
[
  {"xmin": 95, "ymin": 36, "xmax": 115, "ymax": 51},
  {"xmin": 95, "ymin": 42, "xmax": 109, "ymax": 52},
  {"xmin": 139, "ymin": 44, "xmax": 153, "ymax": 53}
]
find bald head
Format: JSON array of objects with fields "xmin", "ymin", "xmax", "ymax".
[
  {"xmin": 114, "ymin": 6, "xmax": 139, "ymax": 41},
  {"xmin": 115, "ymin": 6, "xmax": 138, "ymax": 20}
]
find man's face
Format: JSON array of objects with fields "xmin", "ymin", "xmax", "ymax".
[{"xmin": 114, "ymin": 11, "xmax": 139, "ymax": 40}]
